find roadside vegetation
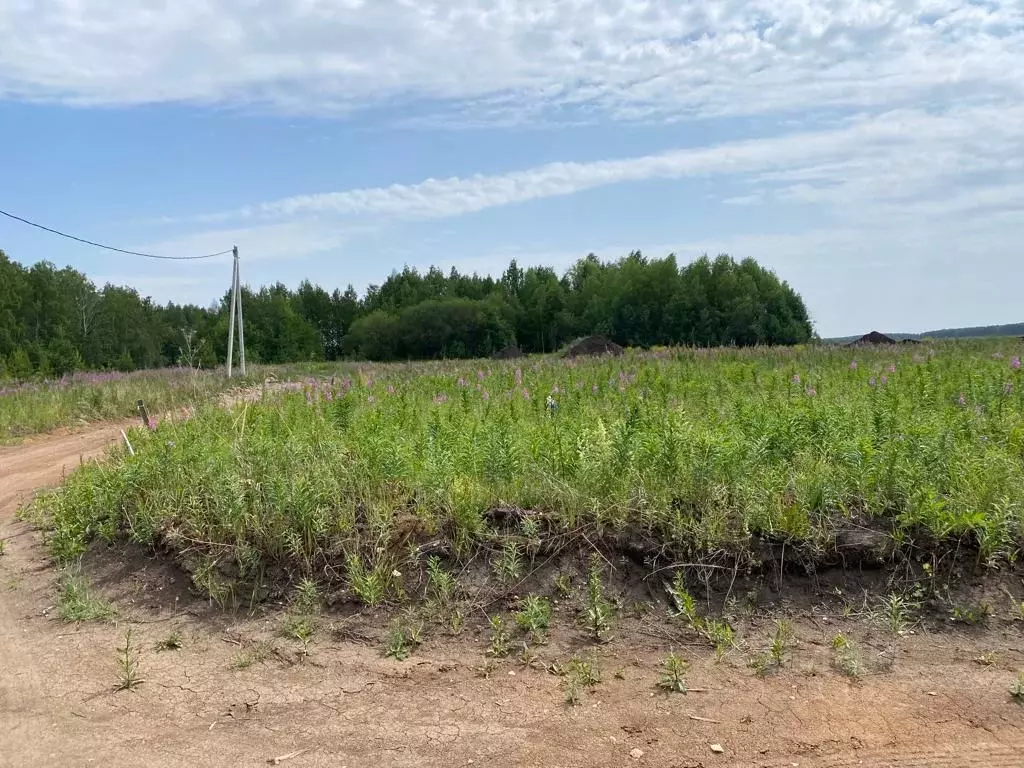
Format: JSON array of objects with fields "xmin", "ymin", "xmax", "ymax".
[
  {"xmin": 0, "ymin": 366, "xmax": 260, "ymax": 441},
  {"xmin": 26, "ymin": 340, "xmax": 1022, "ymax": 615}
]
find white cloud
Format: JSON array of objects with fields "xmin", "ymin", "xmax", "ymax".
[
  {"xmin": 1, "ymin": 1, "xmax": 1020, "ymax": 123},
  {"xmin": 189, "ymin": 103, "xmax": 1021, "ymax": 229}
]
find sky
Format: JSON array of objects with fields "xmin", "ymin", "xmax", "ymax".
[{"xmin": 0, "ymin": 1, "xmax": 1022, "ymax": 338}]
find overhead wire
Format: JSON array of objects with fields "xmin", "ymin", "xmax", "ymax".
[{"xmin": 0, "ymin": 207, "xmax": 232, "ymax": 261}]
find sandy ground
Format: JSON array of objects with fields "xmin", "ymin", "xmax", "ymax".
[{"xmin": 1, "ymin": 424, "xmax": 1023, "ymax": 768}]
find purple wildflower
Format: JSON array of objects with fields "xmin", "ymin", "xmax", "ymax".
[
  {"xmin": 521, "ymin": 388, "xmax": 530, "ymax": 400},
  {"xmin": 477, "ymin": 370, "xmax": 486, "ymax": 381},
  {"xmin": 147, "ymin": 418, "xmax": 157, "ymax": 431},
  {"xmin": 880, "ymin": 375, "xmax": 888, "ymax": 386},
  {"xmin": 849, "ymin": 361, "xmax": 858, "ymax": 371},
  {"xmin": 805, "ymin": 386, "xmax": 817, "ymax": 397},
  {"xmin": 305, "ymin": 390, "xmax": 313, "ymax": 404},
  {"xmin": 1012, "ymin": 356, "xmax": 1021, "ymax": 370},
  {"xmin": 482, "ymin": 390, "xmax": 490, "ymax": 402},
  {"xmin": 869, "ymin": 377, "xmax": 877, "ymax": 387}
]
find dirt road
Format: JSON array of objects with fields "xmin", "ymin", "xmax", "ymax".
[{"xmin": 1, "ymin": 424, "xmax": 1023, "ymax": 767}]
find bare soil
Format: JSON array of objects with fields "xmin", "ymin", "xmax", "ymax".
[{"xmin": 2, "ymin": 425, "xmax": 1023, "ymax": 768}]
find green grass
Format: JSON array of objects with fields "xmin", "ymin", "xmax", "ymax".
[
  {"xmin": 0, "ymin": 366, "xmax": 263, "ymax": 442},
  {"xmin": 57, "ymin": 572, "xmax": 116, "ymax": 622},
  {"xmin": 27, "ymin": 341, "xmax": 1024, "ymax": 607}
]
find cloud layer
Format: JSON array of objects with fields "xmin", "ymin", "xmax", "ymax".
[{"xmin": 2, "ymin": 1, "xmax": 1021, "ymax": 122}]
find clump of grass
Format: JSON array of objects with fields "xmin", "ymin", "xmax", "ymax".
[
  {"xmin": 282, "ymin": 614, "xmax": 317, "ymax": 643},
  {"xmin": 57, "ymin": 572, "xmax": 116, "ymax": 622},
  {"xmin": 657, "ymin": 652, "xmax": 689, "ymax": 693},
  {"xmin": 562, "ymin": 655, "xmax": 601, "ymax": 706},
  {"xmin": 951, "ymin": 602, "xmax": 991, "ymax": 626},
  {"xmin": 155, "ymin": 631, "xmax": 183, "ymax": 651},
  {"xmin": 115, "ymin": 627, "xmax": 143, "ymax": 691},
  {"xmin": 515, "ymin": 594, "xmax": 552, "ymax": 644},
  {"xmin": 1011, "ymin": 671, "xmax": 1024, "ymax": 704},
  {"xmin": 231, "ymin": 639, "xmax": 277, "ymax": 670}
]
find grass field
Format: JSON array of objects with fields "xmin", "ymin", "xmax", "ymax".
[
  {"xmin": 28, "ymin": 341, "xmax": 1024, "ymax": 613},
  {"xmin": 0, "ymin": 367, "xmax": 262, "ymax": 442}
]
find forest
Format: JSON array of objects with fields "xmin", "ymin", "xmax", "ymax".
[{"xmin": 0, "ymin": 249, "xmax": 813, "ymax": 377}]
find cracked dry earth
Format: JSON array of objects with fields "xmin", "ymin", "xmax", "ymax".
[{"xmin": 2, "ymin": 425, "xmax": 1024, "ymax": 768}]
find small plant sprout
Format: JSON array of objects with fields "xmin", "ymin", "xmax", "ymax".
[
  {"xmin": 115, "ymin": 627, "xmax": 143, "ymax": 691},
  {"xmin": 584, "ymin": 552, "xmax": 613, "ymax": 641},
  {"xmin": 769, "ymin": 620, "xmax": 793, "ymax": 666},
  {"xmin": 383, "ymin": 623, "xmax": 411, "ymax": 661},
  {"xmin": 831, "ymin": 633, "xmax": 864, "ymax": 679},
  {"xmin": 293, "ymin": 578, "xmax": 322, "ymax": 614},
  {"xmin": 426, "ymin": 556, "xmax": 457, "ymax": 610},
  {"xmin": 554, "ymin": 573, "xmax": 573, "ymax": 598},
  {"xmin": 515, "ymin": 594, "xmax": 552, "ymax": 644},
  {"xmin": 495, "ymin": 541, "xmax": 524, "ymax": 585},
  {"xmin": 488, "ymin": 615, "xmax": 512, "ymax": 658},
  {"xmin": 666, "ymin": 571, "xmax": 733, "ymax": 657},
  {"xmin": 658, "ymin": 652, "xmax": 689, "ymax": 693},
  {"xmin": 880, "ymin": 593, "xmax": 915, "ymax": 636}
]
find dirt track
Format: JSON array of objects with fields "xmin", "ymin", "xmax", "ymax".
[{"xmin": 1, "ymin": 424, "xmax": 1023, "ymax": 767}]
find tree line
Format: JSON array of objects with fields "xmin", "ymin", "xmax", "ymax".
[{"xmin": 0, "ymin": 249, "xmax": 813, "ymax": 378}]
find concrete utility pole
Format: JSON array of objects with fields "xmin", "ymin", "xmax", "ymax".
[{"xmin": 226, "ymin": 246, "xmax": 246, "ymax": 377}]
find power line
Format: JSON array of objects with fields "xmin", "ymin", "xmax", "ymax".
[{"xmin": 0, "ymin": 207, "xmax": 232, "ymax": 261}]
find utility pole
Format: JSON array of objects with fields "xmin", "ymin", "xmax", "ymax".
[
  {"xmin": 226, "ymin": 248, "xmax": 237, "ymax": 378},
  {"xmin": 226, "ymin": 246, "xmax": 246, "ymax": 377},
  {"xmin": 236, "ymin": 246, "xmax": 246, "ymax": 376}
]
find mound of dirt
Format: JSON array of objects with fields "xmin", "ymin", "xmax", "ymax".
[
  {"xmin": 564, "ymin": 335, "xmax": 625, "ymax": 358},
  {"xmin": 847, "ymin": 330, "xmax": 897, "ymax": 346},
  {"xmin": 491, "ymin": 345, "xmax": 525, "ymax": 360}
]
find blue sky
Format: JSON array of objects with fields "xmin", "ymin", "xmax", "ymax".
[{"xmin": 1, "ymin": 1, "xmax": 1022, "ymax": 337}]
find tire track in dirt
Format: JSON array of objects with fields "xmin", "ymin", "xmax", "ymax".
[{"xmin": 0, "ymin": 422, "xmax": 132, "ymax": 517}]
